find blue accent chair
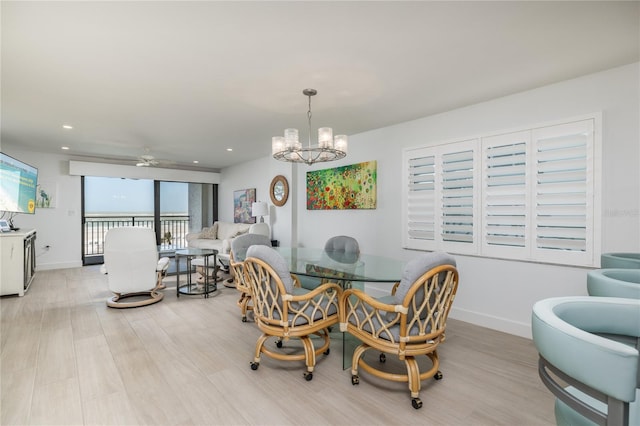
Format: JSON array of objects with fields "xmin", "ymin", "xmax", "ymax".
[
  {"xmin": 601, "ymin": 253, "xmax": 640, "ymax": 269},
  {"xmin": 532, "ymin": 296, "xmax": 640, "ymax": 426},
  {"xmin": 587, "ymin": 269, "xmax": 640, "ymax": 300}
]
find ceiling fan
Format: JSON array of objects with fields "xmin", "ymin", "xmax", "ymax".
[
  {"xmin": 136, "ymin": 154, "xmax": 159, "ymax": 167},
  {"xmin": 135, "ymin": 149, "xmax": 160, "ymax": 167}
]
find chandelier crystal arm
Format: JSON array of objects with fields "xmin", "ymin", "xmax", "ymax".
[{"xmin": 272, "ymin": 88, "xmax": 347, "ymax": 166}]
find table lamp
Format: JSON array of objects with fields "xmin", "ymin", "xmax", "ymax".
[{"xmin": 252, "ymin": 201, "xmax": 269, "ymax": 223}]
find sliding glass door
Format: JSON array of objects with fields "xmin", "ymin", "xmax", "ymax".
[{"xmin": 82, "ymin": 176, "xmax": 216, "ymax": 265}]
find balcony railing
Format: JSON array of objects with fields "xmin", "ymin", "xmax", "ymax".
[{"xmin": 84, "ymin": 215, "xmax": 190, "ymax": 256}]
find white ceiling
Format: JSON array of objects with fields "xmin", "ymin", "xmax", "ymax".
[{"xmin": 2, "ymin": 1, "xmax": 638, "ymax": 172}]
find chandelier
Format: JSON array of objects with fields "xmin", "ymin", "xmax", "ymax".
[{"xmin": 272, "ymin": 89, "xmax": 348, "ymax": 165}]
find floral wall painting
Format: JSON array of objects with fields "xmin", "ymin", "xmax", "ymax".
[
  {"xmin": 36, "ymin": 180, "xmax": 57, "ymax": 208},
  {"xmin": 307, "ymin": 161, "xmax": 377, "ymax": 210},
  {"xmin": 234, "ymin": 188, "xmax": 256, "ymax": 223}
]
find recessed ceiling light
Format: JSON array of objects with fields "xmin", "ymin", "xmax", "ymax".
[
  {"xmin": 193, "ymin": 160, "xmax": 199, "ymax": 164},
  {"xmin": 61, "ymin": 146, "xmax": 70, "ymax": 150},
  {"xmin": 62, "ymin": 124, "xmax": 73, "ymax": 130},
  {"xmin": 226, "ymin": 148, "xmax": 233, "ymax": 152}
]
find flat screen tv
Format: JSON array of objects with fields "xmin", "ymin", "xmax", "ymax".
[{"xmin": 0, "ymin": 152, "xmax": 38, "ymax": 214}]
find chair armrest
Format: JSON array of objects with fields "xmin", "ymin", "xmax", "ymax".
[
  {"xmin": 341, "ymin": 288, "xmax": 401, "ymax": 312},
  {"xmin": 284, "ymin": 282, "xmax": 342, "ymax": 327},
  {"xmin": 339, "ymin": 288, "xmax": 405, "ymax": 332},
  {"xmin": 287, "ymin": 282, "xmax": 342, "ymax": 302}
]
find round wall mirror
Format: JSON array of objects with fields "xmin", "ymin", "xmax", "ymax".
[{"xmin": 270, "ymin": 175, "xmax": 289, "ymax": 207}]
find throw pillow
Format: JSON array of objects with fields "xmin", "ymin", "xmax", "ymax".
[{"xmin": 200, "ymin": 225, "xmax": 217, "ymax": 239}]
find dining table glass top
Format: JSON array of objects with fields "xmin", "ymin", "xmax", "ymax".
[{"xmin": 238, "ymin": 246, "xmax": 405, "ymax": 283}]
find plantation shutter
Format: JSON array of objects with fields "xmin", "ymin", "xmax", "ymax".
[
  {"xmin": 441, "ymin": 150, "xmax": 475, "ymax": 244},
  {"xmin": 403, "ymin": 114, "xmax": 599, "ymax": 266},
  {"xmin": 482, "ymin": 131, "xmax": 530, "ymax": 258},
  {"xmin": 404, "ymin": 151, "xmax": 436, "ymax": 250},
  {"xmin": 532, "ymin": 119, "xmax": 595, "ymax": 265},
  {"xmin": 403, "ymin": 140, "xmax": 478, "ymax": 254}
]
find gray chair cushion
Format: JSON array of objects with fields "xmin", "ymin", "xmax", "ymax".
[
  {"xmin": 231, "ymin": 233, "xmax": 272, "ymax": 258},
  {"xmin": 324, "ymin": 235, "xmax": 360, "ymax": 262},
  {"xmin": 246, "ymin": 245, "xmax": 294, "ymax": 292},
  {"xmin": 394, "ymin": 252, "xmax": 456, "ymax": 302}
]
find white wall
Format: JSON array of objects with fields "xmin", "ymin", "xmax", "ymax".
[
  {"xmin": 225, "ymin": 62, "xmax": 640, "ymax": 338},
  {"xmin": 0, "ymin": 151, "xmax": 83, "ymax": 270},
  {"xmin": 218, "ymin": 157, "xmax": 295, "ymax": 246}
]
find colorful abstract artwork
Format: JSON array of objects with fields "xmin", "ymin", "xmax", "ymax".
[
  {"xmin": 234, "ymin": 188, "xmax": 256, "ymax": 223},
  {"xmin": 306, "ymin": 161, "xmax": 377, "ymax": 210}
]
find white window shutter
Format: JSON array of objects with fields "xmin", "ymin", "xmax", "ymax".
[
  {"xmin": 403, "ymin": 149, "xmax": 437, "ymax": 250},
  {"xmin": 439, "ymin": 140, "xmax": 479, "ymax": 254},
  {"xmin": 532, "ymin": 119, "xmax": 595, "ymax": 266},
  {"xmin": 403, "ymin": 114, "xmax": 599, "ymax": 267},
  {"xmin": 481, "ymin": 131, "xmax": 531, "ymax": 258}
]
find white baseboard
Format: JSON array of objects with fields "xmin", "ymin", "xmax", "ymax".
[
  {"xmin": 36, "ymin": 261, "xmax": 83, "ymax": 271},
  {"xmin": 449, "ymin": 306, "xmax": 532, "ymax": 339}
]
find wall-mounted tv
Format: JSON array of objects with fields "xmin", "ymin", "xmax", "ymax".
[{"xmin": 0, "ymin": 152, "xmax": 38, "ymax": 214}]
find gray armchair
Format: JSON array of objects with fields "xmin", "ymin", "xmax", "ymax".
[{"xmin": 532, "ymin": 296, "xmax": 640, "ymax": 426}]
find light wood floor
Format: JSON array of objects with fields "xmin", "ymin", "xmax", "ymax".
[{"xmin": 1, "ymin": 266, "xmax": 556, "ymax": 425}]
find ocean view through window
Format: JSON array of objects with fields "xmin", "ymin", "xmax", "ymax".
[{"xmin": 83, "ymin": 177, "xmax": 190, "ymax": 262}]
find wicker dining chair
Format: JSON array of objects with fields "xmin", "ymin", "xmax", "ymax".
[
  {"xmin": 243, "ymin": 245, "xmax": 341, "ymax": 381},
  {"xmin": 299, "ymin": 235, "xmax": 360, "ymax": 290},
  {"xmin": 229, "ymin": 233, "xmax": 272, "ymax": 322},
  {"xmin": 339, "ymin": 252, "xmax": 459, "ymax": 409}
]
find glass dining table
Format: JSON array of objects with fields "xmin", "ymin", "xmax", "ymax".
[{"xmin": 238, "ymin": 246, "xmax": 406, "ymax": 369}]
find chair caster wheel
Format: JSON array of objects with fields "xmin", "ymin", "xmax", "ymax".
[
  {"xmin": 241, "ymin": 317, "xmax": 247, "ymax": 323},
  {"xmin": 351, "ymin": 375, "xmax": 359, "ymax": 385},
  {"xmin": 324, "ymin": 348, "xmax": 330, "ymax": 355},
  {"xmin": 412, "ymin": 398, "xmax": 423, "ymax": 409},
  {"xmin": 250, "ymin": 362, "xmax": 259, "ymax": 371},
  {"xmin": 379, "ymin": 353, "xmax": 386, "ymax": 363},
  {"xmin": 434, "ymin": 371, "xmax": 443, "ymax": 380},
  {"xmin": 276, "ymin": 340, "xmax": 283, "ymax": 348},
  {"xmin": 304, "ymin": 372, "xmax": 313, "ymax": 381}
]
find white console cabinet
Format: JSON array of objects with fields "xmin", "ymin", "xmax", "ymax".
[{"xmin": 0, "ymin": 229, "xmax": 36, "ymax": 297}]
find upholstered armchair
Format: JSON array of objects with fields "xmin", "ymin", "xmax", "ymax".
[
  {"xmin": 587, "ymin": 269, "xmax": 640, "ymax": 299},
  {"xmin": 339, "ymin": 252, "xmax": 458, "ymax": 409},
  {"xmin": 532, "ymin": 296, "xmax": 640, "ymax": 426},
  {"xmin": 229, "ymin": 232, "xmax": 272, "ymax": 322},
  {"xmin": 600, "ymin": 253, "xmax": 640, "ymax": 269},
  {"xmin": 243, "ymin": 245, "xmax": 341, "ymax": 381},
  {"xmin": 103, "ymin": 227, "xmax": 169, "ymax": 308}
]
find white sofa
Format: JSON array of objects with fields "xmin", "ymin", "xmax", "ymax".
[{"xmin": 185, "ymin": 221, "xmax": 252, "ymax": 255}]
